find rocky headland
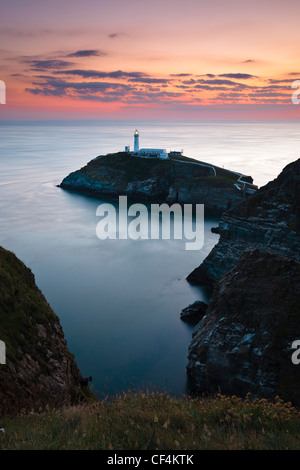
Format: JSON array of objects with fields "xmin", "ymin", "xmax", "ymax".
[
  {"xmin": 0, "ymin": 246, "xmax": 90, "ymax": 415},
  {"xmin": 186, "ymin": 158, "xmax": 300, "ymax": 404},
  {"xmin": 59, "ymin": 152, "xmax": 256, "ymax": 215},
  {"xmin": 188, "ymin": 158, "xmax": 300, "ymax": 285}
]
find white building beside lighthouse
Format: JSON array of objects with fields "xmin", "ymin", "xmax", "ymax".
[
  {"xmin": 127, "ymin": 129, "xmax": 168, "ymax": 160},
  {"xmin": 138, "ymin": 148, "xmax": 168, "ymax": 159}
]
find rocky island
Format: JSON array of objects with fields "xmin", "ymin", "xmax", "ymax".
[{"xmin": 59, "ymin": 151, "xmax": 256, "ymax": 216}]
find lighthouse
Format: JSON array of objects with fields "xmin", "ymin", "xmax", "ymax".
[{"xmin": 134, "ymin": 129, "xmax": 139, "ymax": 152}]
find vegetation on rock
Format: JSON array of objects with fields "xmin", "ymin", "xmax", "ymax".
[{"xmin": 0, "ymin": 246, "xmax": 93, "ymax": 415}]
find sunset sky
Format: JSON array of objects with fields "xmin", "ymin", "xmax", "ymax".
[{"xmin": 1, "ymin": 0, "xmax": 300, "ymax": 120}]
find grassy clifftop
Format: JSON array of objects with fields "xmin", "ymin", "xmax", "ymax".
[
  {"xmin": 63, "ymin": 152, "xmax": 244, "ymax": 186},
  {"xmin": 1, "ymin": 392, "xmax": 300, "ymax": 450}
]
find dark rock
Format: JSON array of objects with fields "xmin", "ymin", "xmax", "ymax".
[
  {"xmin": 0, "ymin": 246, "xmax": 89, "ymax": 415},
  {"xmin": 59, "ymin": 152, "xmax": 252, "ymax": 216},
  {"xmin": 188, "ymin": 158, "xmax": 300, "ymax": 285},
  {"xmin": 80, "ymin": 376, "xmax": 92, "ymax": 388},
  {"xmin": 187, "ymin": 249, "xmax": 300, "ymax": 405},
  {"xmin": 180, "ymin": 301, "xmax": 208, "ymax": 324}
]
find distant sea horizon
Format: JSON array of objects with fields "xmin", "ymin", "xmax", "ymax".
[{"xmin": 1, "ymin": 118, "xmax": 299, "ymax": 187}]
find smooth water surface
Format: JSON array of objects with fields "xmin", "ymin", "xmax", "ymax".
[{"xmin": 0, "ymin": 120, "xmax": 299, "ymax": 395}]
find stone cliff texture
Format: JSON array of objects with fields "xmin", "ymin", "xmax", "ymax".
[
  {"xmin": 0, "ymin": 246, "xmax": 87, "ymax": 415},
  {"xmin": 187, "ymin": 250, "xmax": 300, "ymax": 405},
  {"xmin": 188, "ymin": 158, "xmax": 300, "ymax": 285},
  {"xmin": 59, "ymin": 152, "xmax": 249, "ymax": 215}
]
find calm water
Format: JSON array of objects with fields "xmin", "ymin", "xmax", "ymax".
[{"xmin": 0, "ymin": 120, "xmax": 299, "ymax": 396}]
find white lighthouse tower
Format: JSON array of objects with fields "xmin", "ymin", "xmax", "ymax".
[{"xmin": 134, "ymin": 129, "xmax": 139, "ymax": 152}]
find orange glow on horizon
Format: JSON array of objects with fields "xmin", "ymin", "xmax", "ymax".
[{"xmin": 1, "ymin": 0, "xmax": 300, "ymax": 120}]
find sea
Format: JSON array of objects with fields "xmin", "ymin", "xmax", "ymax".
[{"xmin": 0, "ymin": 119, "xmax": 299, "ymax": 397}]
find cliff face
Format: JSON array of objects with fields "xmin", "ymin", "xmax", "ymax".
[
  {"xmin": 59, "ymin": 152, "xmax": 251, "ymax": 215},
  {"xmin": 188, "ymin": 158, "xmax": 300, "ymax": 285},
  {"xmin": 187, "ymin": 250, "xmax": 300, "ymax": 405},
  {"xmin": 0, "ymin": 247, "xmax": 85, "ymax": 415}
]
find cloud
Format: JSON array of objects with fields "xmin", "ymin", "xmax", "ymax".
[
  {"xmin": 122, "ymin": 89, "xmax": 185, "ymax": 105},
  {"xmin": 268, "ymin": 79, "xmax": 294, "ymax": 85},
  {"xmin": 128, "ymin": 77, "xmax": 169, "ymax": 84},
  {"xmin": 66, "ymin": 50, "xmax": 106, "ymax": 58},
  {"xmin": 24, "ymin": 59, "xmax": 75, "ymax": 71},
  {"xmin": 182, "ymin": 79, "xmax": 196, "ymax": 85},
  {"xmin": 22, "ymin": 60, "xmax": 292, "ymax": 108},
  {"xmin": 170, "ymin": 73, "xmax": 192, "ymax": 77},
  {"xmin": 197, "ymin": 78, "xmax": 248, "ymax": 87},
  {"xmin": 54, "ymin": 69, "xmax": 147, "ymax": 79},
  {"xmin": 25, "ymin": 74, "xmax": 181, "ymax": 106},
  {"xmin": 197, "ymin": 74, "xmax": 216, "ymax": 78},
  {"xmin": 26, "ymin": 77, "xmax": 133, "ymax": 98},
  {"xmin": 258, "ymin": 84, "xmax": 291, "ymax": 90},
  {"xmin": 108, "ymin": 33, "xmax": 125, "ymax": 39},
  {"xmin": 219, "ymin": 73, "xmax": 257, "ymax": 79},
  {"xmin": 193, "ymin": 85, "xmax": 230, "ymax": 90},
  {"xmin": 175, "ymin": 84, "xmax": 192, "ymax": 89}
]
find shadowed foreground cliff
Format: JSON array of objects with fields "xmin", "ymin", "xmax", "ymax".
[{"xmin": 0, "ymin": 246, "xmax": 90, "ymax": 415}]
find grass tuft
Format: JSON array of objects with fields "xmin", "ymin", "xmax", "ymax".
[{"xmin": 1, "ymin": 392, "xmax": 300, "ymax": 450}]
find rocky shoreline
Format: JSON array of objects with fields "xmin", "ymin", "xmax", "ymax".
[
  {"xmin": 185, "ymin": 158, "xmax": 300, "ymax": 404},
  {"xmin": 187, "ymin": 158, "xmax": 300, "ymax": 285},
  {"xmin": 187, "ymin": 249, "xmax": 300, "ymax": 404}
]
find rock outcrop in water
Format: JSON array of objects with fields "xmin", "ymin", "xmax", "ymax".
[
  {"xmin": 180, "ymin": 301, "xmax": 208, "ymax": 324},
  {"xmin": 0, "ymin": 246, "xmax": 89, "ymax": 415},
  {"xmin": 59, "ymin": 152, "xmax": 255, "ymax": 216},
  {"xmin": 187, "ymin": 249, "xmax": 300, "ymax": 405},
  {"xmin": 187, "ymin": 158, "xmax": 300, "ymax": 285}
]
